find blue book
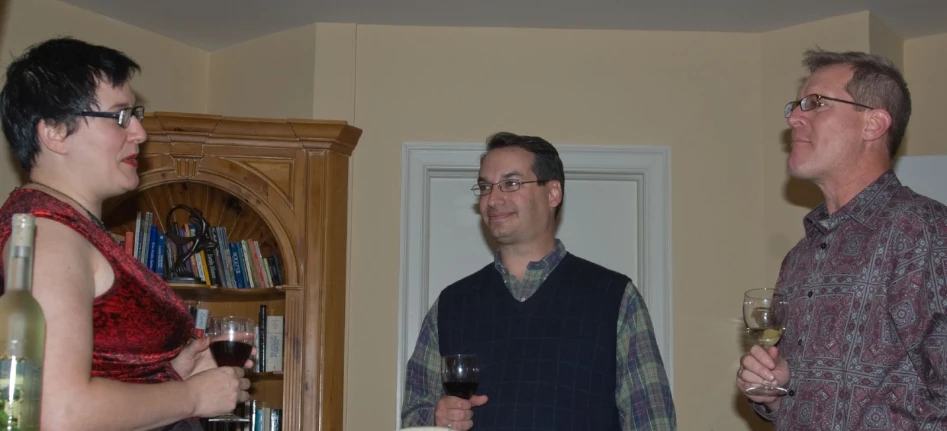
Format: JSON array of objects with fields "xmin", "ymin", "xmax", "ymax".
[
  {"xmin": 154, "ymin": 233, "xmax": 166, "ymax": 276},
  {"xmin": 147, "ymin": 225, "xmax": 158, "ymax": 271},
  {"xmin": 229, "ymin": 243, "xmax": 247, "ymax": 289}
]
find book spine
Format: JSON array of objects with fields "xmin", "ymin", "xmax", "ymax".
[
  {"xmin": 192, "ymin": 308, "xmax": 209, "ymax": 338},
  {"xmin": 241, "ymin": 240, "xmax": 256, "ymax": 288},
  {"xmin": 124, "ymin": 231, "xmax": 134, "ymax": 256},
  {"xmin": 230, "ymin": 243, "xmax": 247, "ymax": 289},
  {"xmin": 155, "ymin": 233, "xmax": 166, "ymax": 276},
  {"xmin": 265, "ymin": 315, "xmax": 283, "ymax": 372},
  {"xmin": 147, "ymin": 225, "xmax": 158, "ymax": 271},
  {"xmin": 133, "ymin": 211, "xmax": 142, "ymax": 260},
  {"xmin": 258, "ymin": 305, "xmax": 267, "ymax": 372}
]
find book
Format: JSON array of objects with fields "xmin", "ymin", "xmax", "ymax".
[{"xmin": 265, "ymin": 315, "xmax": 283, "ymax": 372}]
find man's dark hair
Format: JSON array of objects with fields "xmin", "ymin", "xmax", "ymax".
[
  {"xmin": 482, "ymin": 132, "xmax": 565, "ymax": 218},
  {"xmin": 803, "ymin": 48, "xmax": 911, "ymax": 158},
  {"xmin": 0, "ymin": 37, "xmax": 141, "ymax": 173}
]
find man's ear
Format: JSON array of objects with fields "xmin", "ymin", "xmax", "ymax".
[
  {"xmin": 863, "ymin": 108, "xmax": 892, "ymax": 145},
  {"xmin": 547, "ymin": 180, "xmax": 563, "ymax": 209},
  {"xmin": 37, "ymin": 119, "xmax": 69, "ymax": 156}
]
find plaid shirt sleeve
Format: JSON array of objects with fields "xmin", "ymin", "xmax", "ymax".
[
  {"xmin": 616, "ymin": 281, "xmax": 677, "ymax": 430},
  {"xmin": 401, "ymin": 299, "xmax": 443, "ymax": 426}
]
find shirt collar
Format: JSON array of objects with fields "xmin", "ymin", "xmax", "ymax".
[
  {"xmin": 493, "ymin": 239, "xmax": 567, "ymax": 277},
  {"xmin": 803, "ymin": 170, "xmax": 903, "ymax": 237}
]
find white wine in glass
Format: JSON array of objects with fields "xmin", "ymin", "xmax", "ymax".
[{"xmin": 743, "ymin": 288, "xmax": 788, "ymax": 396}]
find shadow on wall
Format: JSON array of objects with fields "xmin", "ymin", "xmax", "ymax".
[
  {"xmin": 780, "ymin": 128, "xmax": 822, "ymax": 210},
  {"xmin": 733, "ymin": 393, "xmax": 776, "ymax": 431}
]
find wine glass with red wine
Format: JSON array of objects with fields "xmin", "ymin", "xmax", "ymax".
[
  {"xmin": 206, "ymin": 316, "xmax": 256, "ymax": 423},
  {"xmin": 441, "ymin": 354, "xmax": 479, "ymax": 400}
]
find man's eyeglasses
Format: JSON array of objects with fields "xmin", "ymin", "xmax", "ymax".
[
  {"xmin": 784, "ymin": 94, "xmax": 873, "ymax": 118},
  {"xmin": 472, "ymin": 179, "xmax": 546, "ymax": 196},
  {"xmin": 77, "ymin": 106, "xmax": 145, "ymax": 128}
]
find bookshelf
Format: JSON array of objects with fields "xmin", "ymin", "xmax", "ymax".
[{"xmin": 102, "ymin": 112, "xmax": 361, "ymax": 431}]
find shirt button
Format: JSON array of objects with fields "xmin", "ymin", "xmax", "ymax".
[
  {"xmin": 820, "ymin": 242, "xmax": 827, "ymax": 249},
  {"xmin": 788, "ymin": 390, "xmax": 796, "ymax": 396},
  {"xmin": 520, "ymin": 297, "xmax": 526, "ymax": 302},
  {"xmin": 807, "ymin": 291, "xmax": 813, "ymax": 297}
]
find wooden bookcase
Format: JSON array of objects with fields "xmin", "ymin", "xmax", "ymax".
[{"xmin": 101, "ymin": 112, "xmax": 361, "ymax": 431}]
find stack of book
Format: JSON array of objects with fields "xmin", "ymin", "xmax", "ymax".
[
  {"xmin": 242, "ymin": 401, "xmax": 283, "ymax": 430},
  {"xmin": 123, "ymin": 211, "xmax": 283, "ymax": 288}
]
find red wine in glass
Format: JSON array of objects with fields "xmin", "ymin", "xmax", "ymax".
[
  {"xmin": 442, "ymin": 354, "xmax": 479, "ymax": 400},
  {"xmin": 206, "ymin": 316, "xmax": 256, "ymax": 423},
  {"xmin": 443, "ymin": 381, "xmax": 479, "ymax": 399},
  {"xmin": 210, "ymin": 340, "xmax": 254, "ymax": 367}
]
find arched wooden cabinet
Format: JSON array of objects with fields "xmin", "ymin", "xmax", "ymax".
[{"xmin": 102, "ymin": 112, "xmax": 361, "ymax": 431}]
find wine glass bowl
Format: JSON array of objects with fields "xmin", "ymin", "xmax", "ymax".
[
  {"xmin": 441, "ymin": 354, "xmax": 479, "ymax": 400},
  {"xmin": 206, "ymin": 316, "xmax": 256, "ymax": 422},
  {"xmin": 743, "ymin": 288, "xmax": 788, "ymax": 396}
]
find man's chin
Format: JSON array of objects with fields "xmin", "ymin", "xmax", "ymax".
[
  {"xmin": 787, "ymin": 159, "xmax": 811, "ymax": 180},
  {"xmin": 491, "ymin": 232, "xmax": 516, "ymax": 246}
]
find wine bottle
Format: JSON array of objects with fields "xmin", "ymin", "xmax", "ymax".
[{"xmin": 0, "ymin": 214, "xmax": 45, "ymax": 431}]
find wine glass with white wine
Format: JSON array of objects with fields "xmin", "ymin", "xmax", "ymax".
[{"xmin": 743, "ymin": 288, "xmax": 789, "ymax": 396}]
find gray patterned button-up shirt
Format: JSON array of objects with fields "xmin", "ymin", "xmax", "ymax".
[{"xmin": 756, "ymin": 170, "xmax": 947, "ymax": 430}]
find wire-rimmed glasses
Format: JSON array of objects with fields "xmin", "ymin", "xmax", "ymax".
[
  {"xmin": 784, "ymin": 94, "xmax": 874, "ymax": 118},
  {"xmin": 471, "ymin": 179, "xmax": 546, "ymax": 196}
]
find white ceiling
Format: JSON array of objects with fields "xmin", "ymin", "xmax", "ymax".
[{"xmin": 62, "ymin": 0, "xmax": 947, "ymax": 52}]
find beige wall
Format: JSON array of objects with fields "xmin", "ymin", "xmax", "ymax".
[
  {"xmin": 208, "ymin": 24, "xmax": 317, "ymax": 119},
  {"xmin": 312, "ymin": 23, "xmax": 357, "ymax": 123},
  {"xmin": 870, "ymin": 14, "xmax": 904, "ymax": 71},
  {"xmin": 0, "ymin": 0, "xmax": 209, "ymax": 198},
  {"xmin": 904, "ymin": 32, "xmax": 947, "ymax": 156}
]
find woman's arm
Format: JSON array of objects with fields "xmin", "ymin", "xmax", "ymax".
[{"xmin": 23, "ymin": 218, "xmax": 243, "ymax": 431}]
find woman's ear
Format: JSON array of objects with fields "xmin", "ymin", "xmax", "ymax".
[{"xmin": 37, "ymin": 119, "xmax": 70, "ymax": 155}]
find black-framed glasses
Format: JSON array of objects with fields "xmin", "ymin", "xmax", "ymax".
[
  {"xmin": 784, "ymin": 94, "xmax": 873, "ymax": 118},
  {"xmin": 77, "ymin": 106, "xmax": 145, "ymax": 128},
  {"xmin": 472, "ymin": 179, "xmax": 545, "ymax": 196}
]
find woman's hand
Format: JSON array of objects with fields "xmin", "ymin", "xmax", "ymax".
[
  {"xmin": 172, "ymin": 337, "xmax": 258, "ymax": 380},
  {"xmin": 185, "ymin": 366, "xmax": 252, "ymax": 417},
  {"xmin": 171, "ymin": 337, "xmax": 217, "ymax": 380}
]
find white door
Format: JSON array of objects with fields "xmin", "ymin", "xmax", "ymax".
[{"xmin": 397, "ymin": 142, "xmax": 672, "ymax": 424}]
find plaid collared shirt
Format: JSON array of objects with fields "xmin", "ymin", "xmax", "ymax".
[{"xmin": 401, "ymin": 240, "xmax": 676, "ymax": 430}]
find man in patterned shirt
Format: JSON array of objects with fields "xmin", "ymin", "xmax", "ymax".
[
  {"xmin": 737, "ymin": 49, "xmax": 947, "ymax": 429},
  {"xmin": 400, "ymin": 132, "xmax": 675, "ymax": 430}
]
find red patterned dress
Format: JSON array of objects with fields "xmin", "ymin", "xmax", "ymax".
[{"xmin": 0, "ymin": 188, "xmax": 200, "ymax": 429}]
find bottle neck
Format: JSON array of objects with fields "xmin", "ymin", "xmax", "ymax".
[{"xmin": 4, "ymin": 245, "xmax": 33, "ymax": 292}]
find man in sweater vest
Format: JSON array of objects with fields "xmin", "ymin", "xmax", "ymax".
[{"xmin": 401, "ymin": 132, "xmax": 676, "ymax": 430}]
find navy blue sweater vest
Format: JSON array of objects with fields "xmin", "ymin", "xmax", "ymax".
[{"xmin": 438, "ymin": 253, "xmax": 628, "ymax": 431}]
